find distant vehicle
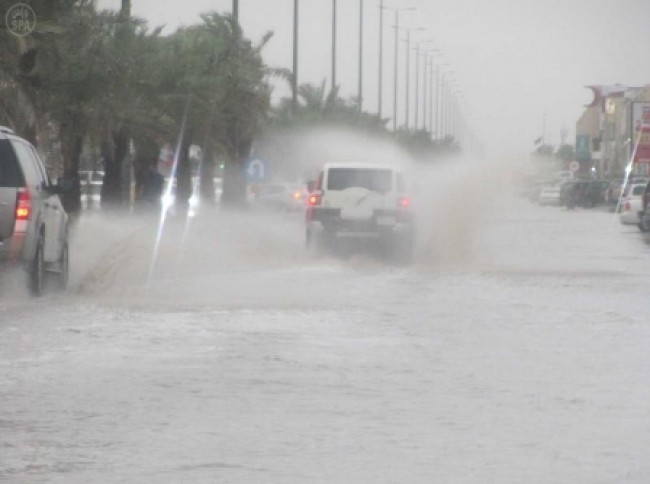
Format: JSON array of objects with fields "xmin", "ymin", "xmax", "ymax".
[
  {"xmin": 638, "ymin": 181, "xmax": 650, "ymax": 232},
  {"xmin": 0, "ymin": 126, "xmax": 69, "ymax": 295},
  {"xmin": 305, "ymin": 163, "xmax": 415, "ymax": 262},
  {"xmin": 252, "ymin": 182, "xmax": 307, "ymax": 211},
  {"xmin": 555, "ymin": 170, "xmax": 574, "ymax": 182},
  {"xmin": 559, "ymin": 179, "xmax": 604, "ymax": 208},
  {"xmin": 80, "ymin": 171, "xmax": 103, "ymax": 210},
  {"xmin": 605, "ymin": 178, "xmax": 625, "ymax": 204},
  {"xmin": 538, "ymin": 184, "xmax": 561, "ymax": 206},
  {"xmin": 619, "ymin": 183, "xmax": 647, "ymax": 224}
]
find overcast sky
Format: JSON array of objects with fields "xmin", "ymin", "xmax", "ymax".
[{"xmin": 98, "ymin": 0, "xmax": 650, "ymax": 159}]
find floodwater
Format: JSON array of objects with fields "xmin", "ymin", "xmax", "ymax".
[{"xmin": 1, "ymin": 195, "xmax": 650, "ymax": 483}]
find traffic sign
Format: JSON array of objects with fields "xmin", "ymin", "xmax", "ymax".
[
  {"xmin": 569, "ymin": 160, "xmax": 580, "ymax": 172},
  {"xmin": 243, "ymin": 158, "xmax": 268, "ymax": 183}
]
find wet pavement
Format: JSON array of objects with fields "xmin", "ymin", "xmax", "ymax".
[{"xmin": 1, "ymin": 199, "xmax": 650, "ymax": 483}]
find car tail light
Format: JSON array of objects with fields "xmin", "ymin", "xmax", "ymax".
[
  {"xmin": 624, "ymin": 200, "xmax": 631, "ymax": 211},
  {"xmin": 16, "ymin": 188, "xmax": 31, "ymax": 220},
  {"xmin": 397, "ymin": 196, "xmax": 410, "ymax": 209},
  {"xmin": 308, "ymin": 192, "xmax": 322, "ymax": 206},
  {"xmin": 14, "ymin": 188, "xmax": 30, "ymax": 233}
]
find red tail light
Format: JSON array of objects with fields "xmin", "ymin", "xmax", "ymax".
[
  {"xmin": 14, "ymin": 188, "xmax": 31, "ymax": 234},
  {"xmin": 397, "ymin": 196, "xmax": 411, "ymax": 209},
  {"xmin": 624, "ymin": 200, "xmax": 631, "ymax": 211},
  {"xmin": 308, "ymin": 192, "xmax": 322, "ymax": 206},
  {"xmin": 16, "ymin": 188, "xmax": 31, "ymax": 220}
]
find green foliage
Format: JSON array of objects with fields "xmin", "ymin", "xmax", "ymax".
[
  {"xmin": 269, "ymin": 81, "xmax": 460, "ymax": 161},
  {"xmin": 0, "ymin": 2, "xmax": 274, "ymax": 211}
]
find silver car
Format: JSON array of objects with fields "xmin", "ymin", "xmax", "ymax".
[{"xmin": 0, "ymin": 126, "xmax": 69, "ymax": 295}]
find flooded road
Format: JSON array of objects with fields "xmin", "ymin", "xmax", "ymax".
[{"xmin": 2, "ymin": 199, "xmax": 650, "ymax": 483}]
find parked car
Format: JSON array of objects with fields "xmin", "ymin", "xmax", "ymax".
[
  {"xmin": 251, "ymin": 182, "xmax": 308, "ymax": 211},
  {"xmin": 605, "ymin": 178, "xmax": 625, "ymax": 204},
  {"xmin": 618, "ymin": 182, "xmax": 647, "ymax": 225},
  {"xmin": 538, "ymin": 184, "xmax": 561, "ymax": 206},
  {"xmin": 0, "ymin": 126, "xmax": 69, "ymax": 295},
  {"xmin": 637, "ymin": 181, "xmax": 650, "ymax": 232},
  {"xmin": 305, "ymin": 163, "xmax": 415, "ymax": 262},
  {"xmin": 80, "ymin": 171, "xmax": 103, "ymax": 210},
  {"xmin": 558, "ymin": 179, "xmax": 604, "ymax": 208}
]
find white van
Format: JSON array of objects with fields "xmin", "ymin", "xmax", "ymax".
[{"xmin": 305, "ymin": 163, "xmax": 415, "ymax": 261}]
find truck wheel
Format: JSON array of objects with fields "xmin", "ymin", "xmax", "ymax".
[
  {"xmin": 29, "ymin": 235, "xmax": 45, "ymax": 296},
  {"xmin": 56, "ymin": 242, "xmax": 69, "ymax": 290}
]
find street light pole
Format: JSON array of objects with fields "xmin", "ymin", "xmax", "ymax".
[
  {"xmin": 358, "ymin": 0, "xmax": 363, "ymax": 112},
  {"xmin": 233, "ymin": 0, "xmax": 238, "ymax": 22},
  {"xmin": 392, "ymin": 9, "xmax": 399, "ymax": 131},
  {"xmin": 390, "ymin": 7, "xmax": 414, "ymax": 131},
  {"xmin": 421, "ymin": 52, "xmax": 427, "ymax": 132},
  {"xmin": 414, "ymin": 40, "xmax": 431, "ymax": 130},
  {"xmin": 403, "ymin": 28, "xmax": 424, "ymax": 131},
  {"xmin": 404, "ymin": 29, "xmax": 411, "ymax": 130},
  {"xmin": 332, "ymin": 0, "xmax": 337, "ymax": 91},
  {"xmin": 292, "ymin": 0, "xmax": 299, "ymax": 114},
  {"xmin": 429, "ymin": 58, "xmax": 433, "ymax": 135},
  {"xmin": 378, "ymin": 0, "xmax": 384, "ymax": 119}
]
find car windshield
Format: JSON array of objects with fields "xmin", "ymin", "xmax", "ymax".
[{"xmin": 327, "ymin": 168, "xmax": 393, "ymax": 193}]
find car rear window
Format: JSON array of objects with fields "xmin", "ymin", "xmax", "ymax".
[
  {"xmin": 327, "ymin": 168, "xmax": 393, "ymax": 194},
  {"xmin": 0, "ymin": 139, "xmax": 24, "ymax": 187}
]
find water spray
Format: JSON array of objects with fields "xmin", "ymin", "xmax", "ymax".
[{"xmin": 148, "ymin": 96, "xmax": 192, "ymax": 285}]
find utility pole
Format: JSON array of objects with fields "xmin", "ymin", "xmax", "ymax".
[
  {"xmin": 292, "ymin": 0, "xmax": 299, "ymax": 113},
  {"xmin": 404, "ymin": 29, "xmax": 410, "ymax": 130},
  {"xmin": 429, "ymin": 59, "xmax": 434, "ymax": 136},
  {"xmin": 358, "ymin": 0, "xmax": 363, "ymax": 112},
  {"xmin": 332, "ymin": 0, "xmax": 337, "ymax": 92},
  {"xmin": 233, "ymin": 0, "xmax": 238, "ymax": 22},
  {"xmin": 392, "ymin": 9, "xmax": 399, "ymax": 131},
  {"xmin": 391, "ymin": 7, "xmax": 415, "ymax": 131},
  {"xmin": 414, "ymin": 43, "xmax": 420, "ymax": 130},
  {"xmin": 378, "ymin": 0, "xmax": 384, "ymax": 119}
]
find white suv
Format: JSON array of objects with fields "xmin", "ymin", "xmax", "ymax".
[
  {"xmin": 306, "ymin": 163, "xmax": 415, "ymax": 261},
  {"xmin": 0, "ymin": 126, "xmax": 69, "ymax": 295}
]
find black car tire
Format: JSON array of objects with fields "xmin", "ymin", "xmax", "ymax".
[
  {"xmin": 29, "ymin": 234, "xmax": 45, "ymax": 297},
  {"xmin": 56, "ymin": 241, "xmax": 69, "ymax": 290}
]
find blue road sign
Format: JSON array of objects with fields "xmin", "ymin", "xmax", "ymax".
[{"xmin": 243, "ymin": 158, "xmax": 269, "ymax": 183}]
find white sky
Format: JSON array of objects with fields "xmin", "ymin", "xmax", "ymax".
[{"xmin": 98, "ymin": 0, "xmax": 650, "ymax": 159}]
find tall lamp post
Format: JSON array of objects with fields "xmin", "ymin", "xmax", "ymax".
[
  {"xmin": 332, "ymin": 0, "xmax": 337, "ymax": 91},
  {"xmin": 292, "ymin": 0, "xmax": 299, "ymax": 113},
  {"xmin": 358, "ymin": 0, "xmax": 363, "ymax": 112},
  {"xmin": 402, "ymin": 27, "xmax": 424, "ymax": 131},
  {"xmin": 436, "ymin": 63, "xmax": 450, "ymax": 140},
  {"xmin": 390, "ymin": 7, "xmax": 415, "ymax": 131},
  {"xmin": 414, "ymin": 39, "xmax": 432, "ymax": 130},
  {"xmin": 378, "ymin": 0, "xmax": 385, "ymax": 119},
  {"xmin": 233, "ymin": 0, "xmax": 238, "ymax": 22}
]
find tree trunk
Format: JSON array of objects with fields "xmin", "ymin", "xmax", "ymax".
[
  {"xmin": 133, "ymin": 135, "xmax": 161, "ymax": 202},
  {"xmin": 59, "ymin": 115, "xmax": 84, "ymax": 218},
  {"xmin": 199, "ymin": 143, "xmax": 216, "ymax": 205},
  {"xmin": 175, "ymin": 134, "xmax": 193, "ymax": 207},
  {"xmin": 221, "ymin": 122, "xmax": 251, "ymax": 207},
  {"xmin": 101, "ymin": 128, "xmax": 129, "ymax": 209}
]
